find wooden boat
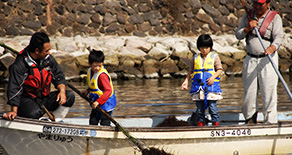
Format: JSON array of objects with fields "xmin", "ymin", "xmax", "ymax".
[{"xmin": 1, "ymin": 112, "xmax": 292, "ymax": 155}]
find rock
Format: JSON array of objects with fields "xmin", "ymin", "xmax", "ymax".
[
  {"xmin": 218, "ymin": 54, "xmax": 236, "ymax": 66},
  {"xmin": 101, "ymin": 37, "xmax": 126, "ymax": 50},
  {"xmin": 141, "ymin": 11, "xmax": 162, "ymax": 21},
  {"xmin": 77, "ymin": 13, "xmax": 91, "ymax": 25},
  {"xmin": 122, "ymin": 73, "xmax": 137, "ymax": 80},
  {"xmin": 231, "ymin": 51, "xmax": 246, "ymax": 60},
  {"xmin": 5, "ymin": 26, "xmax": 19, "ymax": 36},
  {"xmin": 162, "ymin": 73, "xmax": 172, "ymax": 78},
  {"xmin": 224, "ymin": 34, "xmax": 240, "ymax": 46},
  {"xmin": 109, "ymin": 72, "xmax": 118, "ymax": 80},
  {"xmin": 0, "ymin": 46, "xmax": 4, "ymax": 55},
  {"xmin": 279, "ymin": 59, "xmax": 292, "ymax": 73},
  {"xmin": 60, "ymin": 61, "xmax": 80, "ymax": 78},
  {"xmin": 121, "ymin": 6, "xmax": 136, "ymax": 15},
  {"xmin": 142, "ymin": 59, "xmax": 159, "ymax": 78},
  {"xmin": 196, "ymin": 12, "xmax": 213, "ymax": 24},
  {"xmin": 102, "ymin": 13, "xmax": 117, "ymax": 26},
  {"xmin": 158, "ymin": 59, "xmax": 180, "ymax": 75},
  {"xmin": 278, "ymin": 47, "xmax": 291, "ymax": 59},
  {"xmin": 187, "ymin": 40, "xmax": 198, "ymax": 54},
  {"xmin": 148, "ymin": 46, "xmax": 170, "ymax": 60},
  {"xmin": 125, "ymin": 24, "xmax": 136, "ymax": 33},
  {"xmin": 51, "ymin": 52, "xmax": 79, "ymax": 78},
  {"xmin": 213, "ymin": 43, "xmax": 232, "ymax": 57},
  {"xmin": 174, "ymin": 69, "xmax": 188, "ymax": 77},
  {"xmin": 225, "ymin": 61, "xmax": 243, "ymax": 76},
  {"xmin": 106, "ymin": 23, "xmax": 122, "ymax": 33},
  {"xmin": 133, "ymin": 31, "xmax": 147, "ymax": 37},
  {"xmin": 124, "ymin": 37, "xmax": 152, "ymax": 52},
  {"xmin": 172, "ymin": 41, "xmax": 191, "ymax": 58},
  {"xmin": 283, "ymin": 35, "xmax": 292, "ymax": 53},
  {"xmin": 104, "ymin": 50, "xmax": 119, "ymax": 67},
  {"xmin": 137, "ymin": 23, "xmax": 152, "ymax": 32},
  {"xmin": 0, "ymin": 53, "xmax": 15, "ymax": 70},
  {"xmin": 179, "ymin": 57, "xmax": 192, "ymax": 70},
  {"xmin": 202, "ymin": 4, "xmax": 221, "ymax": 18},
  {"xmin": 63, "ymin": 42, "xmax": 79, "ymax": 53},
  {"xmin": 119, "ymin": 46, "xmax": 147, "ymax": 58},
  {"xmin": 129, "ymin": 14, "xmax": 144, "ymax": 25},
  {"xmin": 22, "ymin": 21, "xmax": 42, "ymax": 31},
  {"xmin": 75, "ymin": 54, "xmax": 89, "ymax": 74}
]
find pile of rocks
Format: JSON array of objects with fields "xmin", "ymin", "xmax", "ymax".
[{"xmin": 0, "ymin": 34, "xmax": 291, "ymax": 81}]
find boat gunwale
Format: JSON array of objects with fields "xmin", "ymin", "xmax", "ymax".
[{"xmin": 2, "ymin": 114, "xmax": 292, "ymax": 133}]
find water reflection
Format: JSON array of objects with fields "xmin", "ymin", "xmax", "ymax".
[{"xmin": 1, "ymin": 76, "xmax": 292, "ymax": 118}]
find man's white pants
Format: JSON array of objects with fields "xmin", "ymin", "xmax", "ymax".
[{"xmin": 242, "ymin": 53, "xmax": 278, "ymax": 123}]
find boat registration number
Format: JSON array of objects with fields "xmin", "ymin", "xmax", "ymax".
[
  {"xmin": 211, "ymin": 128, "xmax": 252, "ymax": 137},
  {"xmin": 43, "ymin": 125, "xmax": 80, "ymax": 136}
]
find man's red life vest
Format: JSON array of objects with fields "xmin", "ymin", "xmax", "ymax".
[
  {"xmin": 247, "ymin": 9, "xmax": 279, "ymax": 41},
  {"xmin": 22, "ymin": 56, "xmax": 52, "ymax": 99}
]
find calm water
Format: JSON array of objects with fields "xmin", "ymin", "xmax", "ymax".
[{"xmin": 1, "ymin": 76, "xmax": 292, "ymax": 118}]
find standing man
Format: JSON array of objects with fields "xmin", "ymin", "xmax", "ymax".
[
  {"xmin": 235, "ymin": 0, "xmax": 283, "ymax": 124},
  {"xmin": 3, "ymin": 32, "xmax": 75, "ymax": 121}
]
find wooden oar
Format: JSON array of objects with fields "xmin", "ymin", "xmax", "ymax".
[
  {"xmin": 0, "ymin": 42, "xmax": 19, "ymax": 54},
  {"xmin": 0, "ymin": 43, "xmax": 55, "ymax": 122},
  {"xmin": 67, "ymin": 83, "xmax": 145, "ymax": 151},
  {"xmin": 240, "ymin": 0, "xmax": 292, "ymax": 101},
  {"xmin": 40, "ymin": 104, "xmax": 55, "ymax": 121}
]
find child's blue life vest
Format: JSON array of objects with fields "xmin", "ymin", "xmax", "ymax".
[{"xmin": 190, "ymin": 52, "xmax": 222, "ymax": 95}]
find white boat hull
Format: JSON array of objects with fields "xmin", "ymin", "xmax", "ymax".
[{"xmin": 1, "ymin": 114, "xmax": 292, "ymax": 155}]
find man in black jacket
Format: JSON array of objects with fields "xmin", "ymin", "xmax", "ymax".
[{"xmin": 3, "ymin": 32, "xmax": 75, "ymax": 121}]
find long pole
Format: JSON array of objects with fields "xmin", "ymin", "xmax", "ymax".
[
  {"xmin": 254, "ymin": 28, "xmax": 292, "ymax": 101},
  {"xmin": 0, "ymin": 43, "xmax": 19, "ymax": 54},
  {"xmin": 240, "ymin": 0, "xmax": 292, "ymax": 101}
]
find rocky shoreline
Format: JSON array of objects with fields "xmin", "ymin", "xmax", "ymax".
[{"xmin": 0, "ymin": 34, "xmax": 292, "ymax": 82}]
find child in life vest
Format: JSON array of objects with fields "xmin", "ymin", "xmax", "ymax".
[
  {"xmin": 82, "ymin": 50, "xmax": 117, "ymax": 126},
  {"xmin": 181, "ymin": 34, "xmax": 223, "ymax": 126}
]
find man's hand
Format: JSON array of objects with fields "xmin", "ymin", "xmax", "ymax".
[
  {"xmin": 244, "ymin": 20, "xmax": 258, "ymax": 33},
  {"xmin": 265, "ymin": 45, "xmax": 276, "ymax": 55},
  {"xmin": 57, "ymin": 90, "xmax": 67, "ymax": 105},
  {"xmin": 3, "ymin": 111, "xmax": 17, "ymax": 120},
  {"xmin": 56, "ymin": 84, "xmax": 67, "ymax": 105}
]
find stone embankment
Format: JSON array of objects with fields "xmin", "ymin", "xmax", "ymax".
[
  {"xmin": 1, "ymin": 0, "xmax": 292, "ymax": 81},
  {"xmin": 0, "ymin": 34, "xmax": 291, "ymax": 82},
  {"xmin": 1, "ymin": 0, "xmax": 292, "ymax": 37}
]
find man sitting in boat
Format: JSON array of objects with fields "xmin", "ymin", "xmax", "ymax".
[{"xmin": 3, "ymin": 32, "xmax": 75, "ymax": 121}]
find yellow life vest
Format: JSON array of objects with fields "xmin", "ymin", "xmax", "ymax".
[
  {"xmin": 87, "ymin": 66, "xmax": 116, "ymax": 111},
  {"xmin": 190, "ymin": 52, "xmax": 221, "ymax": 94}
]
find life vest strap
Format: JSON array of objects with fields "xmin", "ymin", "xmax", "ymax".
[
  {"xmin": 259, "ymin": 10, "xmax": 278, "ymax": 37},
  {"xmin": 90, "ymin": 88, "xmax": 100, "ymax": 91},
  {"xmin": 194, "ymin": 68, "xmax": 213, "ymax": 72}
]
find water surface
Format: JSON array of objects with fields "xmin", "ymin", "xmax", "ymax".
[{"xmin": 1, "ymin": 76, "xmax": 292, "ymax": 118}]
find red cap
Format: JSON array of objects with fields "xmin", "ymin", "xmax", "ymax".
[{"xmin": 252, "ymin": 0, "xmax": 267, "ymax": 3}]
